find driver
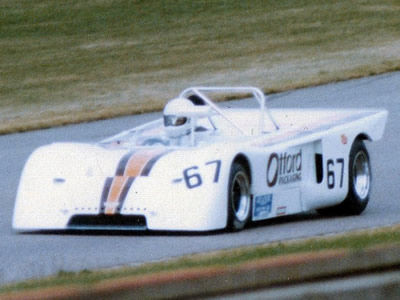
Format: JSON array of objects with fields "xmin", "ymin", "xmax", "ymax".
[{"xmin": 163, "ymin": 97, "xmax": 194, "ymax": 140}]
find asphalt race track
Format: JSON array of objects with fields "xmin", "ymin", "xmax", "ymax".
[{"xmin": 1, "ymin": 72, "xmax": 399, "ymax": 284}]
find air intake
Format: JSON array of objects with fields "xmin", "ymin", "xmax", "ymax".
[{"xmin": 67, "ymin": 214, "xmax": 147, "ymax": 230}]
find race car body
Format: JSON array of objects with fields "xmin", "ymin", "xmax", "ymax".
[{"xmin": 12, "ymin": 87, "xmax": 388, "ymax": 232}]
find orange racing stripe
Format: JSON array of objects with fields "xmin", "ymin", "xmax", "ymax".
[
  {"xmin": 124, "ymin": 149, "xmax": 165, "ymax": 177},
  {"xmin": 104, "ymin": 176, "xmax": 130, "ymax": 214},
  {"xmin": 101, "ymin": 149, "xmax": 170, "ymax": 215}
]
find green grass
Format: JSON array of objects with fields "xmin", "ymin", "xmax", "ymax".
[
  {"xmin": 1, "ymin": 0, "xmax": 400, "ymax": 133},
  {"xmin": 1, "ymin": 225, "xmax": 400, "ymax": 295}
]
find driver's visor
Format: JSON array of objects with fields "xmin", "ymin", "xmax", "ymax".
[{"xmin": 164, "ymin": 115, "xmax": 187, "ymax": 127}]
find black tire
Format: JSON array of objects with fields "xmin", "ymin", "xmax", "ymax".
[
  {"xmin": 317, "ymin": 139, "xmax": 371, "ymax": 216},
  {"xmin": 227, "ymin": 162, "xmax": 251, "ymax": 231}
]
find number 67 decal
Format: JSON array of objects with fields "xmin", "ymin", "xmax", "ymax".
[
  {"xmin": 327, "ymin": 158, "xmax": 344, "ymax": 189},
  {"xmin": 182, "ymin": 160, "xmax": 221, "ymax": 189}
]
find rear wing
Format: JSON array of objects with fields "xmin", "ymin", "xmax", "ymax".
[{"xmin": 180, "ymin": 87, "xmax": 280, "ymax": 135}]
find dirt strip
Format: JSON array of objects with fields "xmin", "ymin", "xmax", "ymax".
[{"xmin": 3, "ymin": 244, "xmax": 400, "ymax": 300}]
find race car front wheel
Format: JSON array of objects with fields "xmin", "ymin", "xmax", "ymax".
[{"xmin": 227, "ymin": 162, "xmax": 251, "ymax": 231}]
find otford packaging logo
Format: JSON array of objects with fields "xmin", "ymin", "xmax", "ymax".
[{"xmin": 267, "ymin": 149, "xmax": 302, "ymax": 187}]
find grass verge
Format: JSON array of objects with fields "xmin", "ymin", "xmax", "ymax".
[
  {"xmin": 1, "ymin": 0, "xmax": 400, "ymax": 134},
  {"xmin": 1, "ymin": 224, "xmax": 400, "ymax": 295}
]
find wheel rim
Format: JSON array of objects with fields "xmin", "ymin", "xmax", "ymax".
[
  {"xmin": 353, "ymin": 151, "xmax": 370, "ymax": 200},
  {"xmin": 231, "ymin": 171, "xmax": 250, "ymax": 222}
]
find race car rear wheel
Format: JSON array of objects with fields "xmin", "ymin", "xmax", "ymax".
[
  {"xmin": 227, "ymin": 162, "xmax": 251, "ymax": 231},
  {"xmin": 318, "ymin": 139, "xmax": 371, "ymax": 216},
  {"xmin": 343, "ymin": 139, "xmax": 371, "ymax": 214}
]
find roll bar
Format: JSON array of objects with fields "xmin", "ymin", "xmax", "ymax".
[{"xmin": 180, "ymin": 87, "xmax": 279, "ymax": 135}]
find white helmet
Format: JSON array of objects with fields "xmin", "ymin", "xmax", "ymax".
[{"xmin": 163, "ymin": 98, "xmax": 194, "ymax": 138}]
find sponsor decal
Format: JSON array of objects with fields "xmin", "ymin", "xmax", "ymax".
[
  {"xmin": 100, "ymin": 149, "xmax": 171, "ymax": 215},
  {"xmin": 253, "ymin": 194, "xmax": 273, "ymax": 221},
  {"xmin": 267, "ymin": 149, "xmax": 302, "ymax": 187},
  {"xmin": 276, "ymin": 206, "xmax": 287, "ymax": 216},
  {"xmin": 341, "ymin": 134, "xmax": 348, "ymax": 145}
]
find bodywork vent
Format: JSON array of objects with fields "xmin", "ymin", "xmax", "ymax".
[{"xmin": 67, "ymin": 214, "xmax": 147, "ymax": 230}]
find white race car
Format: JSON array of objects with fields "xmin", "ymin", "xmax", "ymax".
[{"xmin": 13, "ymin": 87, "xmax": 388, "ymax": 232}]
